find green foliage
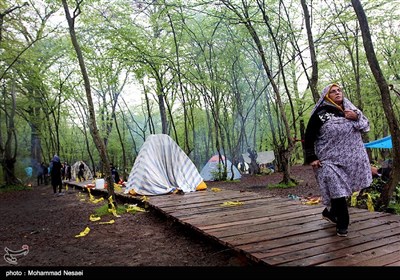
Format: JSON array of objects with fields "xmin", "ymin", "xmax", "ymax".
[
  {"xmin": 388, "ymin": 202, "xmax": 400, "ymax": 215},
  {"xmin": 2, "ymin": 0, "xmax": 399, "ymax": 190},
  {"xmin": 0, "ymin": 184, "xmax": 32, "ymax": 193},
  {"xmin": 267, "ymin": 180, "xmax": 297, "ymax": 190},
  {"xmin": 353, "ymin": 178, "xmax": 400, "ymax": 214},
  {"xmin": 388, "ymin": 185, "xmax": 400, "ymax": 215},
  {"xmin": 353, "ymin": 189, "xmax": 381, "ymax": 211},
  {"xmin": 394, "ymin": 184, "xmax": 400, "ymax": 202},
  {"xmin": 93, "ymin": 202, "xmax": 126, "ymax": 217}
]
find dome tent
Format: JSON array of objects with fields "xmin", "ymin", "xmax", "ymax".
[
  {"xmin": 71, "ymin": 161, "xmax": 93, "ymax": 181},
  {"xmin": 200, "ymin": 154, "xmax": 241, "ymax": 181}
]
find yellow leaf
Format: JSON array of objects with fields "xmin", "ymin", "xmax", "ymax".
[
  {"xmin": 87, "ymin": 188, "xmax": 95, "ymax": 201},
  {"xmin": 221, "ymin": 201, "xmax": 243, "ymax": 207},
  {"xmin": 351, "ymin": 192, "xmax": 359, "ymax": 207},
  {"xmin": 126, "ymin": 204, "xmax": 146, "ymax": 213},
  {"xmin": 211, "ymin": 188, "xmax": 222, "ymax": 192},
  {"xmin": 75, "ymin": 226, "xmax": 90, "ymax": 238},
  {"xmin": 303, "ymin": 197, "xmax": 321, "ymax": 205},
  {"xmin": 110, "ymin": 209, "xmax": 121, "ymax": 217},
  {"xmin": 114, "ymin": 184, "xmax": 122, "ymax": 192},
  {"xmin": 91, "ymin": 197, "xmax": 104, "ymax": 204},
  {"xmin": 99, "ymin": 219, "xmax": 115, "ymax": 225},
  {"xmin": 366, "ymin": 193, "xmax": 374, "ymax": 212},
  {"xmin": 89, "ymin": 214, "xmax": 101, "ymax": 222}
]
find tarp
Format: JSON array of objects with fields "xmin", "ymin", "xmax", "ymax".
[
  {"xmin": 242, "ymin": 151, "xmax": 275, "ymax": 164},
  {"xmin": 364, "ymin": 135, "xmax": 392, "ymax": 149},
  {"xmin": 124, "ymin": 134, "xmax": 206, "ymax": 196},
  {"xmin": 200, "ymin": 155, "xmax": 241, "ymax": 181},
  {"xmin": 71, "ymin": 161, "xmax": 93, "ymax": 181}
]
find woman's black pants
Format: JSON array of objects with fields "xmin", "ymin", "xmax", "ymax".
[{"xmin": 331, "ymin": 197, "xmax": 349, "ymax": 229}]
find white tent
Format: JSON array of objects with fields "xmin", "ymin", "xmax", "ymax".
[
  {"xmin": 242, "ymin": 151, "xmax": 275, "ymax": 164},
  {"xmin": 124, "ymin": 134, "xmax": 206, "ymax": 196},
  {"xmin": 71, "ymin": 161, "xmax": 93, "ymax": 181},
  {"xmin": 200, "ymin": 155, "xmax": 241, "ymax": 181}
]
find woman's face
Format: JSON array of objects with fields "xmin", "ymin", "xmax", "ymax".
[{"xmin": 328, "ymin": 85, "xmax": 343, "ymax": 105}]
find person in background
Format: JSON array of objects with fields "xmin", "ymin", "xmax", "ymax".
[
  {"xmin": 36, "ymin": 161, "xmax": 44, "ymax": 186},
  {"xmin": 60, "ymin": 162, "xmax": 65, "ymax": 181},
  {"xmin": 42, "ymin": 162, "xmax": 49, "ymax": 185},
  {"xmin": 64, "ymin": 162, "xmax": 72, "ymax": 181},
  {"xmin": 78, "ymin": 161, "xmax": 85, "ymax": 182},
  {"xmin": 304, "ymin": 83, "xmax": 372, "ymax": 237},
  {"xmin": 50, "ymin": 155, "xmax": 63, "ymax": 195},
  {"xmin": 110, "ymin": 163, "xmax": 120, "ymax": 184}
]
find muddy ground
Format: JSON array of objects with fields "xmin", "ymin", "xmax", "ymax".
[{"xmin": 1, "ymin": 165, "xmax": 322, "ymax": 277}]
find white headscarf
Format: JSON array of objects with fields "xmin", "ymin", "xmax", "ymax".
[{"xmin": 310, "ymin": 83, "xmax": 358, "ymax": 116}]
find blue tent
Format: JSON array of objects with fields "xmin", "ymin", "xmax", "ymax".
[{"xmin": 364, "ymin": 135, "xmax": 392, "ymax": 149}]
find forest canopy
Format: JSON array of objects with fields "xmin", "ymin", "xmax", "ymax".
[{"xmin": 1, "ymin": 0, "xmax": 400, "ymax": 187}]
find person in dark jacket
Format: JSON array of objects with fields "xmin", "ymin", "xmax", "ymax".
[
  {"xmin": 64, "ymin": 162, "xmax": 72, "ymax": 181},
  {"xmin": 42, "ymin": 162, "xmax": 49, "ymax": 185},
  {"xmin": 110, "ymin": 163, "xmax": 120, "ymax": 184},
  {"xmin": 50, "ymin": 155, "xmax": 63, "ymax": 194},
  {"xmin": 36, "ymin": 161, "xmax": 44, "ymax": 186},
  {"xmin": 78, "ymin": 161, "xmax": 85, "ymax": 182}
]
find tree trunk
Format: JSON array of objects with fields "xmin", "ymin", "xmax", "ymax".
[
  {"xmin": 62, "ymin": 0, "xmax": 114, "ymax": 204},
  {"xmin": 223, "ymin": 0, "xmax": 295, "ymax": 184},
  {"xmin": 352, "ymin": 0, "xmax": 400, "ymax": 209},
  {"xmin": 1, "ymin": 82, "xmax": 21, "ymax": 185},
  {"xmin": 300, "ymin": 0, "xmax": 319, "ymax": 103}
]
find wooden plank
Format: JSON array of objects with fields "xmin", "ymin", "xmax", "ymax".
[
  {"xmin": 148, "ymin": 190, "xmax": 261, "ymax": 207},
  {"xmin": 157, "ymin": 195, "xmax": 285, "ymax": 215},
  {"xmin": 253, "ymin": 214, "xmax": 398, "ymax": 259},
  {"xmin": 350, "ymin": 247, "xmax": 400, "ymax": 266},
  {"xmin": 258, "ymin": 220, "xmax": 400, "ymax": 265},
  {"xmin": 169, "ymin": 198, "xmax": 301, "ymax": 220},
  {"xmin": 205, "ymin": 207, "xmax": 379, "ymax": 235},
  {"xmin": 180, "ymin": 203, "xmax": 308, "ymax": 227},
  {"xmin": 386, "ymin": 260, "xmax": 400, "ymax": 266},
  {"xmin": 64, "ymin": 179, "xmax": 400, "ymax": 267},
  {"xmin": 237, "ymin": 211, "xmax": 390, "ymax": 253},
  {"xmin": 210, "ymin": 208, "xmax": 325, "ymax": 236},
  {"xmin": 279, "ymin": 227, "xmax": 400, "ymax": 266},
  {"xmin": 205, "ymin": 207, "xmax": 322, "ymax": 235}
]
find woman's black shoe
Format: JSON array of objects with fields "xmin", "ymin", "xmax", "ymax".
[
  {"xmin": 322, "ymin": 208, "xmax": 337, "ymax": 224},
  {"xmin": 336, "ymin": 228, "xmax": 348, "ymax": 237}
]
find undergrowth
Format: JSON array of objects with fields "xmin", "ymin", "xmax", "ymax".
[
  {"xmin": 94, "ymin": 203, "xmax": 127, "ymax": 217},
  {"xmin": 351, "ymin": 177, "xmax": 400, "ymax": 215},
  {"xmin": 0, "ymin": 184, "xmax": 32, "ymax": 193}
]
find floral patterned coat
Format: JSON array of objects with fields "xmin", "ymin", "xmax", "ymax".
[{"xmin": 304, "ymin": 84, "xmax": 372, "ymax": 205}]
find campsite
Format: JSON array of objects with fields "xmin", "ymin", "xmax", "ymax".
[
  {"xmin": 0, "ymin": 165, "xmax": 320, "ymax": 268},
  {"xmin": 2, "ymin": 0, "xmax": 400, "ymax": 272}
]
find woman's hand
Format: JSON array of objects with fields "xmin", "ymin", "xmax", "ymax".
[
  {"xmin": 310, "ymin": 160, "xmax": 321, "ymax": 169},
  {"xmin": 344, "ymin": 109, "xmax": 358, "ymax": 121}
]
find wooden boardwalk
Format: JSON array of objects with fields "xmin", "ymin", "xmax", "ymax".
[{"xmin": 65, "ymin": 181, "xmax": 400, "ymax": 266}]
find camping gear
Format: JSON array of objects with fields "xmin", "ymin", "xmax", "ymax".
[
  {"xmin": 200, "ymin": 155, "xmax": 241, "ymax": 181},
  {"xmin": 364, "ymin": 135, "xmax": 392, "ymax": 149},
  {"xmin": 95, "ymin": 179, "xmax": 105, "ymax": 189},
  {"xmin": 242, "ymin": 150, "xmax": 275, "ymax": 165},
  {"xmin": 70, "ymin": 161, "xmax": 93, "ymax": 181},
  {"xmin": 124, "ymin": 134, "xmax": 206, "ymax": 196}
]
